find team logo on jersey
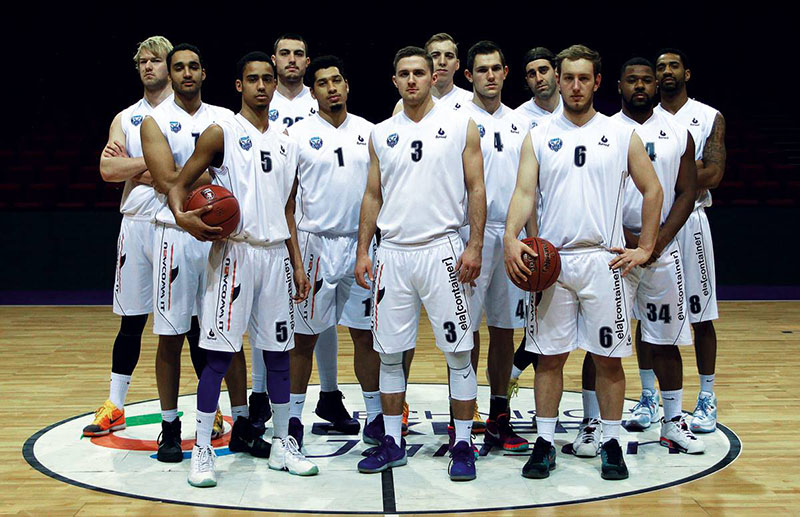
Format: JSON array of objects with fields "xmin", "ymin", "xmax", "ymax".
[
  {"xmin": 387, "ymin": 133, "xmax": 399, "ymax": 148},
  {"xmin": 511, "ymin": 123, "xmax": 519, "ymax": 134},
  {"xmin": 659, "ymin": 130, "xmax": 669, "ymax": 139},
  {"xmin": 477, "ymin": 124, "xmax": 485, "ymax": 138},
  {"xmin": 691, "ymin": 117, "xmax": 700, "ymax": 126},
  {"xmin": 309, "ymin": 137, "xmax": 323, "ymax": 150},
  {"xmin": 239, "ymin": 136, "xmax": 252, "ymax": 151},
  {"xmin": 436, "ymin": 128, "xmax": 447, "ymax": 139},
  {"xmin": 599, "ymin": 135, "xmax": 610, "ymax": 147},
  {"xmin": 269, "ymin": 109, "xmax": 279, "ymax": 121},
  {"xmin": 170, "ymin": 121, "xmax": 181, "ymax": 133},
  {"xmin": 531, "ymin": 121, "xmax": 538, "ymax": 129},
  {"xmin": 548, "ymin": 138, "xmax": 562, "ymax": 152},
  {"xmin": 131, "ymin": 115, "xmax": 143, "ymax": 126},
  {"xmin": 357, "ymin": 135, "xmax": 366, "ymax": 146}
]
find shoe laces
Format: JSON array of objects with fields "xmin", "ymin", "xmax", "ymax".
[
  {"xmin": 695, "ymin": 396, "xmax": 713, "ymax": 414},
  {"xmin": 283, "ymin": 436, "xmax": 307, "ymax": 461},
  {"xmin": 602, "ymin": 440, "xmax": 622, "ymax": 463},
  {"xmin": 196, "ymin": 446, "xmax": 215, "ymax": 472},
  {"xmin": 508, "ymin": 381, "xmax": 519, "ymax": 399},
  {"xmin": 93, "ymin": 401, "xmax": 114, "ymax": 420},
  {"xmin": 677, "ymin": 416, "xmax": 698, "ymax": 440},
  {"xmin": 580, "ymin": 421, "xmax": 598, "ymax": 443}
]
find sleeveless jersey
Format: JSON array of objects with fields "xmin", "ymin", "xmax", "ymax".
[
  {"xmin": 462, "ymin": 101, "xmax": 528, "ymax": 223},
  {"xmin": 531, "ymin": 112, "xmax": 633, "ymax": 250},
  {"xmin": 371, "ymin": 103, "xmax": 471, "ymax": 244},
  {"xmin": 613, "ymin": 110, "xmax": 688, "ymax": 234},
  {"xmin": 268, "ymin": 86, "xmax": 318, "ymax": 132},
  {"xmin": 435, "ymin": 85, "xmax": 473, "ymax": 111},
  {"xmin": 287, "ymin": 112, "xmax": 374, "ymax": 235},
  {"xmin": 119, "ymin": 98, "xmax": 159, "ymax": 217},
  {"xmin": 211, "ymin": 114, "xmax": 298, "ymax": 245},
  {"xmin": 149, "ymin": 98, "xmax": 234, "ymax": 225},
  {"xmin": 515, "ymin": 97, "xmax": 563, "ymax": 130}
]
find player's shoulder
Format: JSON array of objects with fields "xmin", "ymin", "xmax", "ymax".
[
  {"xmin": 689, "ymin": 98, "xmax": 720, "ymax": 119},
  {"xmin": 205, "ymin": 104, "xmax": 235, "ymax": 122},
  {"xmin": 286, "ymin": 113, "xmax": 317, "ymax": 135},
  {"xmin": 346, "ymin": 113, "xmax": 375, "ymax": 133}
]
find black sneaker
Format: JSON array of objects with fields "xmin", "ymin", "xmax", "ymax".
[
  {"xmin": 522, "ymin": 437, "xmax": 556, "ymax": 479},
  {"xmin": 157, "ymin": 418, "xmax": 183, "ymax": 463},
  {"xmin": 289, "ymin": 417, "xmax": 304, "ymax": 449},
  {"xmin": 315, "ymin": 390, "xmax": 360, "ymax": 434},
  {"xmin": 249, "ymin": 392, "xmax": 271, "ymax": 436},
  {"xmin": 600, "ymin": 439, "xmax": 629, "ymax": 480},
  {"xmin": 229, "ymin": 416, "xmax": 271, "ymax": 458}
]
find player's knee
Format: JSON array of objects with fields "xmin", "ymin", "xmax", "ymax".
[
  {"xmin": 379, "ymin": 352, "xmax": 406, "ymax": 394},
  {"xmin": 445, "ymin": 350, "xmax": 477, "ymax": 401},
  {"xmin": 263, "ymin": 350, "xmax": 290, "ymax": 374},
  {"xmin": 537, "ymin": 352, "xmax": 568, "ymax": 371},
  {"xmin": 206, "ymin": 350, "xmax": 234, "ymax": 376},
  {"xmin": 119, "ymin": 314, "xmax": 148, "ymax": 336}
]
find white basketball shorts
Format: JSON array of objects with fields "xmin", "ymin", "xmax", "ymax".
[
  {"xmin": 676, "ymin": 207, "xmax": 718, "ymax": 323},
  {"xmin": 113, "ymin": 215, "xmax": 155, "ymax": 316}
]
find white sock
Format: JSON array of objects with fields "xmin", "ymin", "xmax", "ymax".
[
  {"xmin": 454, "ymin": 418, "xmax": 473, "ymax": 444},
  {"xmin": 109, "ymin": 373, "xmax": 131, "ymax": 409},
  {"xmin": 640, "ymin": 369, "xmax": 657, "ymax": 393},
  {"xmin": 251, "ymin": 346, "xmax": 268, "ymax": 394},
  {"xmin": 661, "ymin": 389, "xmax": 683, "ymax": 421},
  {"xmin": 362, "ymin": 391, "xmax": 382, "ymax": 424},
  {"xmin": 601, "ymin": 419, "xmax": 621, "ymax": 443},
  {"xmin": 272, "ymin": 402, "xmax": 289, "ymax": 439},
  {"xmin": 315, "ymin": 327, "xmax": 339, "ymax": 392},
  {"xmin": 161, "ymin": 408, "xmax": 178, "ymax": 423},
  {"xmin": 536, "ymin": 416, "xmax": 557, "ymax": 444},
  {"xmin": 195, "ymin": 409, "xmax": 216, "ymax": 448},
  {"xmin": 582, "ymin": 389, "xmax": 600, "ymax": 420},
  {"xmin": 510, "ymin": 365, "xmax": 523, "ymax": 380},
  {"xmin": 384, "ymin": 414, "xmax": 402, "ymax": 445},
  {"xmin": 699, "ymin": 374, "xmax": 715, "ymax": 394},
  {"xmin": 290, "ymin": 393, "xmax": 306, "ymax": 420},
  {"xmin": 231, "ymin": 405, "xmax": 248, "ymax": 421}
]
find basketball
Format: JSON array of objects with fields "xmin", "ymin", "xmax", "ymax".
[
  {"xmin": 184, "ymin": 185, "xmax": 240, "ymax": 238},
  {"xmin": 512, "ymin": 237, "xmax": 561, "ymax": 292}
]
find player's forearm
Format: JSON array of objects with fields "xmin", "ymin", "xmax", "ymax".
[
  {"xmin": 466, "ymin": 185, "xmax": 486, "ymax": 248},
  {"xmin": 504, "ymin": 190, "xmax": 534, "ymax": 243},
  {"xmin": 697, "ymin": 114, "xmax": 726, "ymax": 189},
  {"xmin": 284, "ymin": 209, "xmax": 304, "ymax": 271},
  {"xmin": 167, "ymin": 183, "xmax": 190, "ymax": 218},
  {"xmin": 696, "ymin": 164, "xmax": 724, "ymax": 190},
  {"xmin": 658, "ymin": 189, "xmax": 694, "ymax": 249},
  {"xmin": 637, "ymin": 186, "xmax": 663, "ymax": 254},
  {"xmin": 189, "ymin": 171, "xmax": 213, "ymax": 190},
  {"xmin": 99, "ymin": 156, "xmax": 148, "ymax": 182},
  {"xmin": 356, "ymin": 194, "xmax": 381, "ymax": 255}
]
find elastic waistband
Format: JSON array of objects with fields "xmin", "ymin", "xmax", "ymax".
[
  {"xmin": 558, "ymin": 245, "xmax": 611, "ymax": 256},
  {"xmin": 379, "ymin": 233, "xmax": 461, "ymax": 251},
  {"xmin": 122, "ymin": 214, "xmax": 152, "ymax": 222},
  {"xmin": 299, "ymin": 230, "xmax": 358, "ymax": 240},
  {"xmin": 227, "ymin": 237, "xmax": 286, "ymax": 250}
]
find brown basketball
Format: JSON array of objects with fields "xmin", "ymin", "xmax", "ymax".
[
  {"xmin": 513, "ymin": 237, "xmax": 562, "ymax": 292},
  {"xmin": 184, "ymin": 185, "xmax": 240, "ymax": 238}
]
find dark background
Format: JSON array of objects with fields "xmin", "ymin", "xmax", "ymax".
[{"xmin": 2, "ymin": 6, "xmax": 798, "ymax": 300}]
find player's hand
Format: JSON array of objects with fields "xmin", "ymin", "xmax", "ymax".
[
  {"xmin": 456, "ymin": 243, "xmax": 481, "ymax": 285},
  {"xmin": 354, "ymin": 254, "xmax": 374, "ymax": 290},
  {"xmin": 504, "ymin": 235, "xmax": 535, "ymax": 285},
  {"xmin": 174, "ymin": 205, "xmax": 223, "ymax": 242},
  {"xmin": 134, "ymin": 170, "xmax": 154, "ymax": 186},
  {"xmin": 103, "ymin": 141, "xmax": 129, "ymax": 158},
  {"xmin": 609, "ymin": 246, "xmax": 651, "ymax": 277},
  {"xmin": 292, "ymin": 269, "xmax": 310, "ymax": 303}
]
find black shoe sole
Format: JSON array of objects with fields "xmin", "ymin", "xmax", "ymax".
[
  {"xmin": 522, "ymin": 459, "xmax": 555, "ymax": 479},
  {"xmin": 601, "ymin": 469, "xmax": 629, "ymax": 480},
  {"xmin": 157, "ymin": 449, "xmax": 183, "ymax": 463}
]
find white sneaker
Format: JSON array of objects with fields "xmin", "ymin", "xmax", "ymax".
[
  {"xmin": 188, "ymin": 444, "xmax": 217, "ymax": 487},
  {"xmin": 690, "ymin": 392, "xmax": 717, "ymax": 433},
  {"xmin": 626, "ymin": 389, "xmax": 660, "ymax": 431},
  {"xmin": 660, "ymin": 415, "xmax": 706, "ymax": 454},
  {"xmin": 269, "ymin": 436, "xmax": 319, "ymax": 476},
  {"xmin": 572, "ymin": 418, "xmax": 601, "ymax": 457}
]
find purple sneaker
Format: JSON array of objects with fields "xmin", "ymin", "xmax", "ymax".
[
  {"xmin": 363, "ymin": 414, "xmax": 385, "ymax": 445},
  {"xmin": 357, "ymin": 435, "xmax": 406, "ymax": 473},
  {"xmin": 288, "ymin": 417, "xmax": 304, "ymax": 449},
  {"xmin": 449, "ymin": 440, "xmax": 476, "ymax": 481}
]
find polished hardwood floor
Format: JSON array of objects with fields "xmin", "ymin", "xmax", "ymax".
[{"xmin": 2, "ymin": 301, "xmax": 799, "ymax": 515}]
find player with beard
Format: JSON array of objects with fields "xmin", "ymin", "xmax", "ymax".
[{"xmin": 516, "ymin": 47, "xmax": 563, "ymax": 129}]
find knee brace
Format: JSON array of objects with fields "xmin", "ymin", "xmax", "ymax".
[
  {"xmin": 379, "ymin": 352, "xmax": 407, "ymax": 394},
  {"xmin": 445, "ymin": 350, "xmax": 477, "ymax": 401}
]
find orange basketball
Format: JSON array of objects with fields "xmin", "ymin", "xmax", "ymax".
[
  {"xmin": 184, "ymin": 185, "xmax": 240, "ymax": 238},
  {"xmin": 512, "ymin": 237, "xmax": 561, "ymax": 292}
]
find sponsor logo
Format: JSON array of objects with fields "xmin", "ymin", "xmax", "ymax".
[
  {"xmin": 357, "ymin": 135, "xmax": 366, "ymax": 145},
  {"xmin": 531, "ymin": 120, "xmax": 538, "ymax": 129},
  {"xmin": 207, "ymin": 328, "xmax": 216, "ymax": 339},
  {"xmin": 158, "ymin": 242, "xmax": 178, "ymax": 312},
  {"xmin": 387, "ymin": 133, "xmax": 399, "ymax": 148},
  {"xmin": 201, "ymin": 188, "xmax": 215, "ymax": 201},
  {"xmin": 599, "ymin": 135, "xmax": 610, "ymax": 147},
  {"xmin": 239, "ymin": 136, "xmax": 252, "ymax": 151},
  {"xmin": 659, "ymin": 130, "xmax": 669, "ymax": 139},
  {"xmin": 285, "ymin": 257, "xmax": 295, "ymax": 331},
  {"xmin": 477, "ymin": 124, "xmax": 485, "ymax": 138},
  {"xmin": 269, "ymin": 109, "xmax": 278, "ymax": 121},
  {"xmin": 436, "ymin": 128, "xmax": 447, "ymax": 139},
  {"xmin": 511, "ymin": 123, "xmax": 519, "ymax": 134},
  {"xmin": 441, "ymin": 257, "xmax": 469, "ymax": 331},
  {"xmin": 169, "ymin": 121, "xmax": 181, "ymax": 133},
  {"xmin": 130, "ymin": 115, "xmax": 143, "ymax": 126},
  {"xmin": 309, "ymin": 136, "xmax": 323, "ymax": 150},
  {"xmin": 548, "ymin": 138, "xmax": 562, "ymax": 152},
  {"xmin": 310, "ymin": 107, "xmax": 316, "ymax": 115},
  {"xmin": 612, "ymin": 269, "xmax": 626, "ymax": 340},
  {"xmin": 454, "ymin": 102, "xmax": 461, "ymax": 110},
  {"xmin": 216, "ymin": 258, "xmax": 233, "ymax": 331},
  {"xmin": 671, "ymin": 248, "xmax": 685, "ymax": 320},
  {"xmin": 694, "ymin": 232, "xmax": 710, "ymax": 296},
  {"xmin": 280, "ymin": 145, "xmax": 287, "ymax": 156},
  {"xmin": 691, "ymin": 117, "xmax": 700, "ymax": 126}
]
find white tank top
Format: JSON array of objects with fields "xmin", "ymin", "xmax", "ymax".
[
  {"xmin": 613, "ymin": 110, "xmax": 688, "ymax": 234},
  {"xmin": 210, "ymin": 114, "xmax": 298, "ymax": 245},
  {"xmin": 532, "ymin": 112, "xmax": 633, "ymax": 250},
  {"xmin": 287, "ymin": 112, "xmax": 374, "ymax": 235},
  {"xmin": 515, "ymin": 97, "xmax": 563, "ymax": 130},
  {"xmin": 119, "ymin": 98, "xmax": 159, "ymax": 217},
  {"xmin": 462, "ymin": 101, "xmax": 528, "ymax": 224},
  {"xmin": 372, "ymin": 103, "xmax": 471, "ymax": 244},
  {"xmin": 149, "ymin": 98, "xmax": 234, "ymax": 225},
  {"xmin": 268, "ymin": 86, "xmax": 319, "ymax": 132}
]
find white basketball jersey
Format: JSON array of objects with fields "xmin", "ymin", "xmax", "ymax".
[
  {"xmin": 515, "ymin": 97, "xmax": 563, "ymax": 130},
  {"xmin": 655, "ymin": 98, "xmax": 718, "ymax": 209},
  {"xmin": 288, "ymin": 112, "xmax": 374, "ymax": 235},
  {"xmin": 212, "ymin": 114, "xmax": 298, "ymax": 245},
  {"xmin": 532, "ymin": 112, "xmax": 633, "ymax": 250},
  {"xmin": 150, "ymin": 98, "xmax": 234, "ymax": 225},
  {"xmin": 614, "ymin": 110, "xmax": 688, "ymax": 234},
  {"xmin": 119, "ymin": 98, "xmax": 159, "ymax": 217},
  {"xmin": 462, "ymin": 101, "xmax": 528, "ymax": 223},
  {"xmin": 435, "ymin": 85, "xmax": 473, "ymax": 111},
  {"xmin": 372, "ymin": 103, "xmax": 471, "ymax": 244},
  {"xmin": 268, "ymin": 86, "xmax": 318, "ymax": 132}
]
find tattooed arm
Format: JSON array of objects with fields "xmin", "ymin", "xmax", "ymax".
[{"xmin": 697, "ymin": 112, "xmax": 726, "ymax": 190}]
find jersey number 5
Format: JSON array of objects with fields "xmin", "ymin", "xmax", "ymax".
[{"xmin": 261, "ymin": 151, "xmax": 272, "ymax": 173}]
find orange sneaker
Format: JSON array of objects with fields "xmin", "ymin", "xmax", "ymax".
[
  {"xmin": 401, "ymin": 401, "xmax": 410, "ymax": 436},
  {"xmin": 472, "ymin": 404, "xmax": 486, "ymax": 434},
  {"xmin": 83, "ymin": 400, "xmax": 125, "ymax": 437},
  {"xmin": 211, "ymin": 408, "xmax": 224, "ymax": 440}
]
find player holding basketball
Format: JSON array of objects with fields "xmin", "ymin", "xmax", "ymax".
[
  {"xmin": 83, "ymin": 36, "xmax": 174, "ymax": 438},
  {"xmin": 654, "ymin": 48, "xmax": 726, "ymax": 433},
  {"xmin": 355, "ymin": 46, "xmax": 486, "ymax": 481},
  {"xmin": 504, "ymin": 45, "xmax": 663, "ymax": 480},
  {"xmin": 285, "ymin": 55, "xmax": 382, "ymax": 447},
  {"xmin": 165, "ymin": 51, "xmax": 316, "ymax": 487},
  {"xmin": 460, "ymin": 41, "xmax": 528, "ymax": 452}
]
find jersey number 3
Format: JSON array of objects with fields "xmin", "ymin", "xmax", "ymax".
[{"xmin": 411, "ymin": 140, "xmax": 423, "ymax": 162}]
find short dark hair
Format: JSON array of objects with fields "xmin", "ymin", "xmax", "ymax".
[
  {"xmin": 393, "ymin": 46, "xmax": 433, "ymax": 73},
  {"xmin": 167, "ymin": 43, "xmax": 204, "ymax": 69},
  {"xmin": 466, "ymin": 40, "xmax": 505, "ymax": 72},
  {"xmin": 556, "ymin": 44, "xmax": 601, "ymax": 76},
  {"xmin": 522, "ymin": 47, "xmax": 556, "ymax": 70},
  {"xmin": 620, "ymin": 57, "xmax": 655, "ymax": 78},
  {"xmin": 656, "ymin": 47, "xmax": 689, "ymax": 69},
  {"xmin": 237, "ymin": 51, "xmax": 275, "ymax": 79},
  {"xmin": 274, "ymin": 33, "xmax": 308, "ymax": 55},
  {"xmin": 306, "ymin": 55, "xmax": 347, "ymax": 84}
]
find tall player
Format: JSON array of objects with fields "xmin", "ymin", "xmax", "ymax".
[
  {"xmin": 504, "ymin": 45, "xmax": 663, "ymax": 480},
  {"xmin": 166, "ymin": 51, "xmax": 316, "ymax": 487},
  {"xmin": 286, "ymin": 55, "xmax": 382, "ymax": 446},
  {"xmin": 460, "ymin": 41, "xmax": 528, "ymax": 452},
  {"xmin": 355, "ymin": 46, "xmax": 486, "ymax": 481},
  {"xmin": 140, "ymin": 44, "xmax": 250, "ymax": 463},
  {"xmin": 654, "ymin": 48, "xmax": 726, "ymax": 433},
  {"xmin": 83, "ymin": 36, "xmax": 174, "ymax": 438}
]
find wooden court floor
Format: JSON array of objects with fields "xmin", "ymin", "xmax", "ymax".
[{"xmin": 1, "ymin": 301, "xmax": 799, "ymax": 516}]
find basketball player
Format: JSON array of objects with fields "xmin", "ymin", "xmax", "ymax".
[
  {"xmin": 166, "ymin": 51, "xmax": 316, "ymax": 487},
  {"xmin": 504, "ymin": 45, "xmax": 663, "ymax": 480},
  {"xmin": 83, "ymin": 36, "xmax": 174, "ymax": 438},
  {"xmin": 285, "ymin": 55, "xmax": 382, "ymax": 447},
  {"xmin": 460, "ymin": 41, "xmax": 528, "ymax": 452},
  {"xmin": 355, "ymin": 46, "xmax": 486, "ymax": 481},
  {"xmin": 654, "ymin": 48, "xmax": 726, "ymax": 433},
  {"xmin": 140, "ymin": 43, "xmax": 250, "ymax": 463}
]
